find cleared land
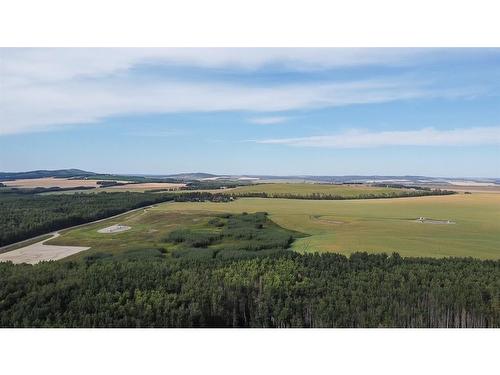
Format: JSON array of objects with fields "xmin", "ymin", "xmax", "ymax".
[
  {"xmin": 2, "ymin": 178, "xmax": 185, "ymax": 192},
  {"xmin": 221, "ymin": 183, "xmax": 421, "ymax": 197},
  {"xmin": 48, "ymin": 192, "xmax": 500, "ymax": 259},
  {"xmin": 0, "ymin": 233, "xmax": 90, "ymax": 264},
  {"xmin": 97, "ymin": 224, "xmax": 131, "ymax": 233},
  {"xmin": 2, "ymin": 177, "xmax": 100, "ymax": 188},
  {"xmin": 48, "ymin": 208, "xmax": 298, "ymax": 260},
  {"xmin": 158, "ymin": 194, "xmax": 500, "ymax": 259}
]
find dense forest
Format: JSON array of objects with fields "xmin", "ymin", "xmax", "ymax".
[
  {"xmin": 0, "ymin": 252, "xmax": 498, "ymax": 327},
  {"xmin": 226, "ymin": 189, "xmax": 456, "ymax": 200},
  {"xmin": 0, "ymin": 191, "xmax": 231, "ymax": 247}
]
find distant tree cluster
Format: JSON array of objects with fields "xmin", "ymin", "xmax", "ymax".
[
  {"xmin": 165, "ymin": 212, "xmax": 295, "ymax": 259},
  {"xmin": 371, "ymin": 183, "xmax": 433, "ymax": 190},
  {"xmin": 173, "ymin": 192, "xmax": 232, "ymax": 202},
  {"xmin": 227, "ymin": 189, "xmax": 456, "ymax": 200},
  {"xmin": 0, "ymin": 252, "xmax": 497, "ymax": 328},
  {"xmin": 0, "ymin": 186, "xmax": 96, "ymax": 194},
  {"xmin": 96, "ymin": 180, "xmax": 126, "ymax": 187}
]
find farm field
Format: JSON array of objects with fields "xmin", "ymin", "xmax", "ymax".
[
  {"xmin": 221, "ymin": 183, "xmax": 422, "ymax": 197},
  {"xmin": 160, "ymin": 194, "xmax": 500, "ymax": 258},
  {"xmin": 104, "ymin": 182, "xmax": 186, "ymax": 192},
  {"xmin": 422, "ymin": 184, "xmax": 500, "ymax": 194},
  {"xmin": 3, "ymin": 178, "xmax": 187, "ymax": 193},
  {"xmin": 2, "ymin": 177, "xmax": 101, "ymax": 188},
  {"xmin": 48, "ymin": 192, "xmax": 500, "ymax": 259}
]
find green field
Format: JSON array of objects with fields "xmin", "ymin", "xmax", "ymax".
[
  {"xmin": 48, "ymin": 192, "xmax": 500, "ymax": 259},
  {"xmin": 49, "ymin": 208, "xmax": 300, "ymax": 260},
  {"xmin": 222, "ymin": 183, "xmax": 412, "ymax": 197},
  {"xmin": 39, "ymin": 182, "xmax": 428, "ymax": 197}
]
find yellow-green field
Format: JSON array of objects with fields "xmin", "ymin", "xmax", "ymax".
[
  {"xmin": 156, "ymin": 194, "xmax": 500, "ymax": 259},
  {"xmin": 222, "ymin": 183, "xmax": 411, "ymax": 197},
  {"xmin": 49, "ymin": 192, "xmax": 500, "ymax": 259}
]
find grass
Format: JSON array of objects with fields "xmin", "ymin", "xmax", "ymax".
[
  {"xmin": 41, "ymin": 182, "xmax": 429, "ymax": 197},
  {"xmin": 39, "ymin": 182, "xmax": 421, "ymax": 197},
  {"xmin": 48, "ymin": 208, "xmax": 301, "ymax": 260},
  {"xmin": 40, "ymin": 186, "xmax": 181, "ymax": 194},
  {"xmin": 155, "ymin": 193, "xmax": 500, "ymax": 259},
  {"xmin": 47, "ymin": 191, "xmax": 500, "ymax": 260},
  {"xmin": 221, "ymin": 183, "xmax": 418, "ymax": 197}
]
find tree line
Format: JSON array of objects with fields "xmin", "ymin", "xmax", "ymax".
[
  {"xmin": 0, "ymin": 251, "xmax": 497, "ymax": 327},
  {"xmin": 226, "ymin": 189, "xmax": 456, "ymax": 200}
]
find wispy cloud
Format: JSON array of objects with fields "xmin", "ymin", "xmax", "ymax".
[
  {"xmin": 0, "ymin": 48, "xmax": 490, "ymax": 135},
  {"xmin": 0, "ymin": 48, "xmax": 442, "ymax": 84},
  {"xmin": 256, "ymin": 127, "xmax": 500, "ymax": 148},
  {"xmin": 126, "ymin": 129, "xmax": 188, "ymax": 137},
  {"xmin": 0, "ymin": 76, "xmax": 475, "ymax": 135},
  {"xmin": 248, "ymin": 116, "xmax": 289, "ymax": 125}
]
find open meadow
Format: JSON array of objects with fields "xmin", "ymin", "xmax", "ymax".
[
  {"xmin": 103, "ymin": 182, "xmax": 186, "ymax": 191},
  {"xmin": 220, "ymin": 183, "xmax": 416, "ymax": 197},
  {"xmin": 2, "ymin": 177, "xmax": 186, "ymax": 193},
  {"xmin": 47, "ymin": 192, "xmax": 500, "ymax": 259}
]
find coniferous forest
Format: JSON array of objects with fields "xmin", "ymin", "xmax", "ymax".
[{"xmin": 0, "ymin": 251, "xmax": 498, "ymax": 328}]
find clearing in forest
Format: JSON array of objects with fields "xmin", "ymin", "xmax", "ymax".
[{"xmin": 44, "ymin": 191, "xmax": 500, "ymax": 260}]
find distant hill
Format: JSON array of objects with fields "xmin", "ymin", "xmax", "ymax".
[
  {"xmin": 0, "ymin": 169, "xmax": 95, "ymax": 181},
  {"xmin": 1, "ymin": 169, "xmax": 498, "ymax": 185}
]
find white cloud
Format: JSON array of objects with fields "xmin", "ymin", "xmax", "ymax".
[
  {"xmin": 248, "ymin": 116, "xmax": 289, "ymax": 125},
  {"xmin": 257, "ymin": 127, "xmax": 500, "ymax": 148},
  {"xmin": 0, "ymin": 48, "xmax": 435, "ymax": 84},
  {"xmin": 0, "ymin": 48, "xmax": 484, "ymax": 135},
  {"xmin": 1, "ymin": 75, "xmax": 473, "ymax": 135}
]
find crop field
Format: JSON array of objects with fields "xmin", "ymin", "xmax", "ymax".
[
  {"xmin": 157, "ymin": 193, "xmax": 500, "ymax": 259},
  {"xmin": 2, "ymin": 177, "xmax": 186, "ymax": 193},
  {"xmin": 2, "ymin": 177, "xmax": 100, "ymax": 188},
  {"xmin": 222, "ymin": 183, "xmax": 418, "ymax": 197},
  {"xmin": 47, "ymin": 192, "xmax": 500, "ymax": 259},
  {"xmin": 104, "ymin": 182, "xmax": 186, "ymax": 192}
]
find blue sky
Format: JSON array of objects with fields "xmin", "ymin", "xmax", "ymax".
[{"xmin": 0, "ymin": 48, "xmax": 499, "ymax": 177}]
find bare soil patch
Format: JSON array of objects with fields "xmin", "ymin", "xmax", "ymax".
[
  {"xmin": 0, "ymin": 233, "xmax": 89, "ymax": 264},
  {"xmin": 97, "ymin": 224, "xmax": 132, "ymax": 233},
  {"xmin": 3, "ymin": 177, "xmax": 100, "ymax": 188},
  {"xmin": 415, "ymin": 217, "xmax": 456, "ymax": 225}
]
